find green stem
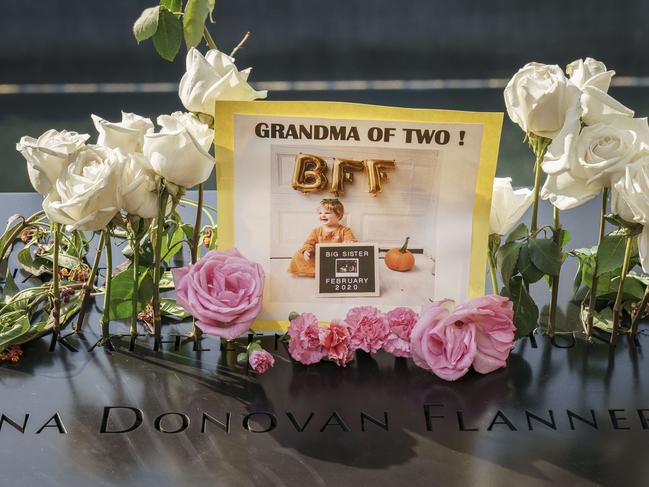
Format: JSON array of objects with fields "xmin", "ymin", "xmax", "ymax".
[
  {"xmin": 527, "ymin": 134, "xmax": 550, "ymax": 234},
  {"xmin": 153, "ymin": 189, "xmax": 170, "ymax": 351},
  {"xmin": 130, "ymin": 233, "xmax": 140, "ymax": 341},
  {"xmin": 203, "ymin": 27, "xmax": 217, "ymax": 50},
  {"xmin": 488, "ymin": 251, "xmax": 499, "ymax": 295},
  {"xmin": 190, "ymin": 184, "xmax": 204, "ymax": 345},
  {"xmin": 100, "ymin": 232, "xmax": 112, "ymax": 340},
  {"xmin": 51, "ymin": 223, "xmax": 61, "ymax": 334},
  {"xmin": 74, "ymin": 230, "xmax": 106, "ymax": 332},
  {"xmin": 631, "ymin": 286, "xmax": 649, "ymax": 335},
  {"xmin": 586, "ymin": 188, "xmax": 609, "ymax": 337},
  {"xmin": 548, "ymin": 206, "xmax": 561, "ymax": 337},
  {"xmin": 230, "ymin": 31, "xmax": 251, "ymax": 57},
  {"xmin": 611, "ymin": 234, "xmax": 634, "ymax": 346}
]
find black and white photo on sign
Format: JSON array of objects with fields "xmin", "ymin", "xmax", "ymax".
[{"xmin": 269, "ymin": 143, "xmax": 440, "ymax": 305}]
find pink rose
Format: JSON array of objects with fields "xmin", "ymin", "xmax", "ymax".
[
  {"xmin": 172, "ymin": 248, "xmax": 265, "ymax": 340},
  {"xmin": 458, "ymin": 295, "xmax": 516, "ymax": 374},
  {"xmin": 410, "ymin": 300, "xmax": 477, "ymax": 381},
  {"xmin": 249, "ymin": 349, "xmax": 275, "ymax": 374},
  {"xmin": 384, "ymin": 307, "xmax": 419, "ymax": 358},
  {"xmin": 319, "ymin": 320, "xmax": 354, "ymax": 367},
  {"xmin": 345, "ymin": 306, "xmax": 389, "ymax": 353},
  {"xmin": 287, "ymin": 313, "xmax": 326, "ymax": 365}
]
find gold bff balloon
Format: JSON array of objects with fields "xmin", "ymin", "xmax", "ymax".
[
  {"xmin": 291, "ymin": 153, "xmax": 329, "ymax": 193},
  {"xmin": 330, "ymin": 158, "xmax": 364, "ymax": 196},
  {"xmin": 364, "ymin": 159, "xmax": 396, "ymax": 195}
]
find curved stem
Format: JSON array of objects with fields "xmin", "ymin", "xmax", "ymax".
[
  {"xmin": 100, "ymin": 232, "xmax": 113, "ymax": 341},
  {"xmin": 611, "ymin": 234, "xmax": 634, "ymax": 346},
  {"xmin": 586, "ymin": 188, "xmax": 609, "ymax": 337},
  {"xmin": 153, "ymin": 189, "xmax": 170, "ymax": 351},
  {"xmin": 548, "ymin": 206, "xmax": 561, "ymax": 337},
  {"xmin": 74, "ymin": 230, "xmax": 106, "ymax": 332}
]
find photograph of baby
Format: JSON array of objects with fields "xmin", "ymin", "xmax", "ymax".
[{"xmin": 269, "ymin": 143, "xmax": 440, "ymax": 307}]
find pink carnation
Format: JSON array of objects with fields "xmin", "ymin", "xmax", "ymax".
[
  {"xmin": 287, "ymin": 313, "xmax": 326, "ymax": 365},
  {"xmin": 457, "ymin": 295, "xmax": 516, "ymax": 374},
  {"xmin": 384, "ymin": 307, "xmax": 419, "ymax": 357},
  {"xmin": 345, "ymin": 306, "xmax": 389, "ymax": 353},
  {"xmin": 319, "ymin": 320, "xmax": 354, "ymax": 367},
  {"xmin": 410, "ymin": 300, "xmax": 477, "ymax": 381},
  {"xmin": 249, "ymin": 349, "xmax": 275, "ymax": 374},
  {"xmin": 172, "ymin": 248, "xmax": 265, "ymax": 340}
]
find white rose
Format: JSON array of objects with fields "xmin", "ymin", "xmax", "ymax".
[
  {"xmin": 143, "ymin": 124, "xmax": 213, "ymax": 189},
  {"xmin": 638, "ymin": 227, "xmax": 649, "ymax": 274},
  {"xmin": 566, "ymin": 57, "xmax": 612, "ymax": 91},
  {"xmin": 91, "ymin": 111, "xmax": 154, "ymax": 154},
  {"xmin": 157, "ymin": 112, "xmax": 213, "ymax": 150},
  {"xmin": 489, "ymin": 177, "xmax": 533, "ymax": 235},
  {"xmin": 16, "ymin": 129, "xmax": 89, "ymax": 195},
  {"xmin": 118, "ymin": 152, "xmax": 159, "ymax": 219},
  {"xmin": 541, "ymin": 117, "xmax": 649, "ymax": 210},
  {"xmin": 43, "ymin": 145, "xmax": 121, "ymax": 231},
  {"xmin": 504, "ymin": 62, "xmax": 580, "ymax": 139},
  {"xmin": 610, "ymin": 154, "xmax": 649, "ymax": 225},
  {"xmin": 179, "ymin": 47, "xmax": 267, "ymax": 117}
]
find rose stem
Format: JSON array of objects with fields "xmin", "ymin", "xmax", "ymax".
[
  {"xmin": 547, "ymin": 206, "xmax": 561, "ymax": 337},
  {"xmin": 152, "ymin": 188, "xmax": 170, "ymax": 352},
  {"xmin": 189, "ymin": 183, "xmax": 204, "ymax": 349},
  {"xmin": 230, "ymin": 31, "xmax": 251, "ymax": 57},
  {"xmin": 487, "ymin": 234, "xmax": 500, "ymax": 294},
  {"xmin": 203, "ymin": 27, "xmax": 218, "ymax": 50},
  {"xmin": 48, "ymin": 222, "xmax": 61, "ymax": 351},
  {"xmin": 611, "ymin": 234, "xmax": 634, "ymax": 347},
  {"xmin": 528, "ymin": 135, "xmax": 550, "ymax": 234},
  {"xmin": 99, "ymin": 231, "xmax": 113, "ymax": 344},
  {"xmin": 631, "ymin": 286, "xmax": 649, "ymax": 335},
  {"xmin": 129, "ymin": 223, "xmax": 140, "ymax": 351},
  {"xmin": 74, "ymin": 230, "xmax": 106, "ymax": 333},
  {"xmin": 586, "ymin": 187, "xmax": 609, "ymax": 337}
]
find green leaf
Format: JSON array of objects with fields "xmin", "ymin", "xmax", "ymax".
[
  {"xmin": 505, "ymin": 223, "xmax": 528, "ymax": 243},
  {"xmin": 581, "ymin": 306, "xmax": 614, "ymax": 333},
  {"xmin": 39, "ymin": 252, "xmax": 81, "ymax": 270},
  {"xmin": 183, "ymin": 0, "xmax": 210, "ymax": 48},
  {"xmin": 133, "ymin": 6, "xmax": 161, "ymax": 43},
  {"xmin": 160, "ymin": 223, "xmax": 185, "ymax": 264},
  {"xmin": 17, "ymin": 247, "xmax": 48, "ymax": 276},
  {"xmin": 502, "ymin": 276, "xmax": 538, "ymax": 338},
  {"xmin": 10, "ymin": 320, "xmax": 51, "ymax": 347},
  {"xmin": 560, "ymin": 228, "xmax": 571, "ymax": 248},
  {"xmin": 236, "ymin": 352, "xmax": 248, "ymax": 366},
  {"xmin": 0, "ymin": 314, "xmax": 30, "ymax": 351},
  {"xmin": 599, "ymin": 276, "xmax": 646, "ymax": 301},
  {"xmin": 160, "ymin": 0, "xmax": 182, "ymax": 12},
  {"xmin": 517, "ymin": 243, "xmax": 545, "ymax": 284},
  {"xmin": 153, "ymin": 8, "xmax": 183, "ymax": 61},
  {"xmin": 596, "ymin": 234, "xmax": 627, "ymax": 277},
  {"xmin": 108, "ymin": 266, "xmax": 154, "ymax": 320},
  {"xmin": 208, "ymin": 0, "xmax": 216, "ymax": 21},
  {"xmin": 160, "ymin": 298, "xmax": 190, "ymax": 320},
  {"xmin": 496, "ymin": 241, "xmax": 522, "ymax": 285},
  {"xmin": 159, "ymin": 271, "xmax": 175, "ymax": 289},
  {"xmin": 528, "ymin": 237, "xmax": 562, "ymax": 276},
  {"xmin": 3, "ymin": 269, "xmax": 19, "ymax": 301}
]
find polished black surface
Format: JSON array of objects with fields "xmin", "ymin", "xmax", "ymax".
[{"xmin": 1, "ymin": 193, "xmax": 648, "ymax": 487}]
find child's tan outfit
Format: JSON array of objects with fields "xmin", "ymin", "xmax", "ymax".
[{"xmin": 288, "ymin": 225, "xmax": 357, "ymax": 277}]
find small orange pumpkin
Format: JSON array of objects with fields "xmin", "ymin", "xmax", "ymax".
[{"xmin": 384, "ymin": 237, "xmax": 415, "ymax": 272}]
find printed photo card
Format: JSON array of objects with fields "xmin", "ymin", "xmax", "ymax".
[{"xmin": 214, "ymin": 101, "xmax": 503, "ymax": 331}]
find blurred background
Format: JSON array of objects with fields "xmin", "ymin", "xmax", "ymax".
[{"xmin": 2, "ymin": 0, "xmax": 648, "ymax": 191}]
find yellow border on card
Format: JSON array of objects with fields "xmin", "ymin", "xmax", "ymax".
[{"xmin": 214, "ymin": 101, "xmax": 503, "ymax": 332}]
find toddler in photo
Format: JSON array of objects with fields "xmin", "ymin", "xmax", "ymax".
[{"xmin": 288, "ymin": 198, "xmax": 357, "ymax": 277}]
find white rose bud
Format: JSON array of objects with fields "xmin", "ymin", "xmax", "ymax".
[
  {"xmin": 118, "ymin": 152, "xmax": 159, "ymax": 219},
  {"xmin": 143, "ymin": 119, "xmax": 213, "ymax": 189},
  {"xmin": 179, "ymin": 47, "xmax": 267, "ymax": 117},
  {"xmin": 489, "ymin": 177, "xmax": 533, "ymax": 235},
  {"xmin": 91, "ymin": 111, "xmax": 154, "ymax": 154},
  {"xmin": 610, "ymin": 154, "xmax": 649, "ymax": 225},
  {"xmin": 43, "ymin": 145, "xmax": 121, "ymax": 231},
  {"xmin": 16, "ymin": 129, "xmax": 89, "ymax": 195},
  {"xmin": 566, "ymin": 57, "xmax": 633, "ymax": 125},
  {"xmin": 504, "ymin": 62, "xmax": 580, "ymax": 139}
]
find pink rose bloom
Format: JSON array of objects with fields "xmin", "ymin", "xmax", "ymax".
[
  {"xmin": 319, "ymin": 320, "xmax": 354, "ymax": 367},
  {"xmin": 249, "ymin": 349, "xmax": 275, "ymax": 373},
  {"xmin": 287, "ymin": 313, "xmax": 326, "ymax": 365},
  {"xmin": 457, "ymin": 295, "xmax": 516, "ymax": 374},
  {"xmin": 410, "ymin": 300, "xmax": 477, "ymax": 381},
  {"xmin": 345, "ymin": 306, "xmax": 390, "ymax": 353},
  {"xmin": 172, "ymin": 248, "xmax": 265, "ymax": 340},
  {"xmin": 384, "ymin": 307, "xmax": 419, "ymax": 358}
]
